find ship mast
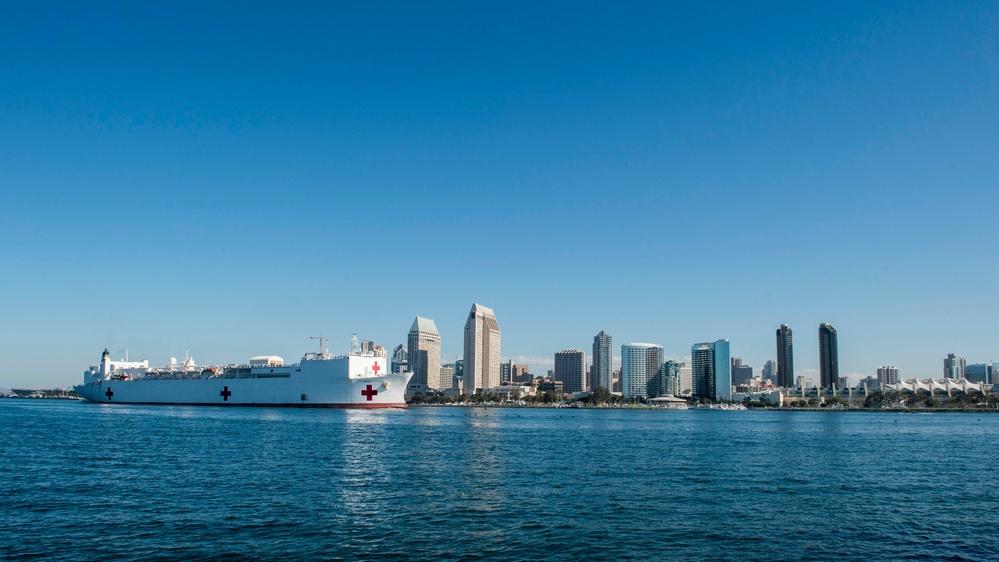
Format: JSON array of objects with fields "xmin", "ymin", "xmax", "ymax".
[
  {"xmin": 311, "ymin": 334, "xmax": 328, "ymax": 355},
  {"xmin": 310, "ymin": 333, "xmax": 347, "ymax": 357}
]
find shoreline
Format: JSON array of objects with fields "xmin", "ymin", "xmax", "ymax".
[
  {"xmin": 408, "ymin": 403, "xmax": 999, "ymax": 413},
  {"xmin": 4, "ymin": 396, "xmax": 997, "ymax": 413}
]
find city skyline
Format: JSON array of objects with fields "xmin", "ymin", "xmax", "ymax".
[
  {"xmin": 2, "ymin": 2, "xmax": 997, "ymax": 388},
  {"xmin": 5, "ymin": 300, "xmax": 996, "ymax": 389}
]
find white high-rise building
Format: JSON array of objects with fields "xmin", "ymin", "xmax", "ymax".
[
  {"xmin": 877, "ymin": 366, "xmax": 899, "ymax": 386},
  {"xmin": 680, "ymin": 365, "xmax": 692, "ymax": 395},
  {"xmin": 440, "ymin": 364, "xmax": 455, "ymax": 389},
  {"xmin": 462, "ymin": 303, "xmax": 501, "ymax": 394},
  {"xmin": 621, "ymin": 343, "xmax": 664, "ymax": 399},
  {"xmin": 408, "ymin": 316, "xmax": 442, "ymax": 390}
]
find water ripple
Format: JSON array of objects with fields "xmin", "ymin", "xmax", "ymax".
[{"xmin": 2, "ymin": 402, "xmax": 999, "ymax": 560}]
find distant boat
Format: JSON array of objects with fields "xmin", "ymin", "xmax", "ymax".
[{"xmin": 690, "ymin": 403, "xmax": 745, "ymax": 410}]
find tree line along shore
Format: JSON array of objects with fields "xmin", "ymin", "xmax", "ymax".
[{"xmin": 406, "ymin": 388, "xmax": 999, "ymax": 411}]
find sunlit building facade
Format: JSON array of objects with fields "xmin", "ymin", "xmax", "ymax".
[
  {"xmin": 408, "ymin": 316, "xmax": 442, "ymax": 390},
  {"xmin": 944, "ymin": 353, "xmax": 966, "ymax": 380},
  {"xmin": 592, "ymin": 330, "xmax": 613, "ymax": 391},
  {"xmin": 462, "ymin": 304, "xmax": 501, "ymax": 394},
  {"xmin": 876, "ymin": 365, "xmax": 899, "ymax": 386},
  {"xmin": 621, "ymin": 343, "xmax": 663, "ymax": 400}
]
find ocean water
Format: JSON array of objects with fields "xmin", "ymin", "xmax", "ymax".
[{"xmin": 1, "ymin": 401, "xmax": 997, "ymax": 561}]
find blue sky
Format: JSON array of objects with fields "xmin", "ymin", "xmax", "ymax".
[{"xmin": 1, "ymin": 1, "xmax": 997, "ymax": 388}]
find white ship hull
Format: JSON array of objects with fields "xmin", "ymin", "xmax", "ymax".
[{"xmin": 75, "ymin": 348, "xmax": 411, "ymax": 408}]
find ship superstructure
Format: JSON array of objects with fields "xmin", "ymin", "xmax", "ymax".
[{"xmin": 74, "ymin": 336, "xmax": 411, "ymax": 408}]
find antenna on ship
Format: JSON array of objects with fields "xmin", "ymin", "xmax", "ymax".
[
  {"xmin": 350, "ymin": 334, "xmax": 360, "ymax": 354},
  {"xmin": 311, "ymin": 333, "xmax": 346, "ymax": 356},
  {"xmin": 311, "ymin": 334, "xmax": 328, "ymax": 355}
]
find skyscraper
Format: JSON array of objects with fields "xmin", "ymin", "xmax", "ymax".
[
  {"xmin": 818, "ymin": 323, "xmax": 839, "ymax": 389},
  {"xmin": 647, "ymin": 360, "xmax": 682, "ymax": 398},
  {"xmin": 554, "ymin": 350, "xmax": 586, "ymax": 394},
  {"xmin": 965, "ymin": 363, "xmax": 993, "ymax": 384},
  {"xmin": 762, "ymin": 360, "xmax": 777, "ymax": 382},
  {"xmin": 511, "ymin": 363, "xmax": 530, "ymax": 383},
  {"xmin": 943, "ymin": 353, "xmax": 966, "ymax": 379},
  {"xmin": 692, "ymin": 340, "xmax": 731, "ymax": 400},
  {"xmin": 621, "ymin": 343, "xmax": 663, "ymax": 399},
  {"xmin": 731, "ymin": 357, "xmax": 754, "ymax": 385},
  {"xmin": 390, "ymin": 344, "xmax": 408, "ymax": 374},
  {"xmin": 776, "ymin": 324, "xmax": 794, "ymax": 388},
  {"xmin": 592, "ymin": 330, "xmax": 613, "ymax": 391},
  {"xmin": 877, "ymin": 366, "xmax": 899, "ymax": 385},
  {"xmin": 500, "ymin": 360, "xmax": 512, "ymax": 385},
  {"xmin": 716, "ymin": 341, "xmax": 731, "ymax": 400},
  {"xmin": 462, "ymin": 303, "xmax": 501, "ymax": 394},
  {"xmin": 408, "ymin": 316, "xmax": 442, "ymax": 390},
  {"xmin": 440, "ymin": 364, "xmax": 455, "ymax": 389},
  {"xmin": 664, "ymin": 360, "xmax": 682, "ymax": 397},
  {"xmin": 679, "ymin": 365, "xmax": 692, "ymax": 395}
]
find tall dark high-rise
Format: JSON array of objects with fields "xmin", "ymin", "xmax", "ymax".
[
  {"xmin": 818, "ymin": 323, "xmax": 839, "ymax": 389},
  {"xmin": 731, "ymin": 357, "xmax": 754, "ymax": 386},
  {"xmin": 776, "ymin": 324, "xmax": 794, "ymax": 388},
  {"xmin": 691, "ymin": 340, "xmax": 731, "ymax": 400},
  {"xmin": 554, "ymin": 350, "xmax": 586, "ymax": 394},
  {"xmin": 592, "ymin": 330, "xmax": 612, "ymax": 391}
]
